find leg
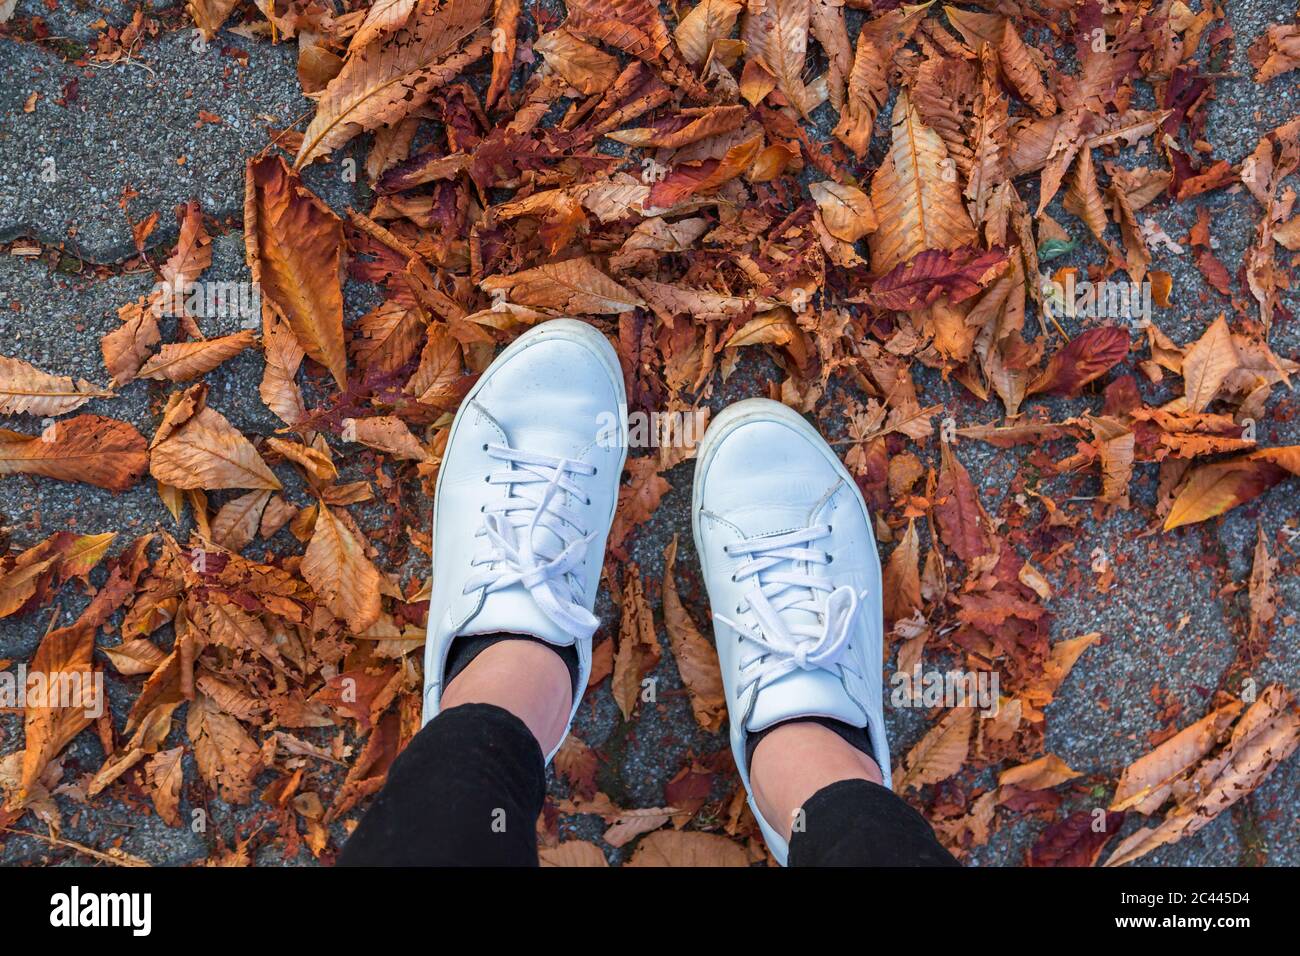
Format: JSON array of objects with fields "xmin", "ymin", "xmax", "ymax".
[
  {"xmin": 692, "ymin": 398, "xmax": 954, "ymax": 865},
  {"xmin": 751, "ymin": 721, "xmax": 958, "ymax": 867},
  {"xmin": 339, "ymin": 640, "xmax": 572, "ymax": 866},
  {"xmin": 439, "ymin": 638, "xmax": 574, "ymax": 757}
]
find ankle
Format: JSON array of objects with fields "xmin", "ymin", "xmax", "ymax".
[
  {"xmin": 750, "ymin": 720, "xmax": 883, "ymax": 841},
  {"xmin": 441, "ymin": 638, "xmax": 574, "ymax": 755}
]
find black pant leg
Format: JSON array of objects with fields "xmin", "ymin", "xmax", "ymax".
[
  {"xmin": 338, "ymin": 702, "xmax": 546, "ymax": 866},
  {"xmin": 787, "ymin": 779, "xmax": 960, "ymax": 867}
]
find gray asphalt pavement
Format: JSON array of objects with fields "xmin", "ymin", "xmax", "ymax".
[{"xmin": 0, "ymin": 0, "xmax": 1296, "ymax": 866}]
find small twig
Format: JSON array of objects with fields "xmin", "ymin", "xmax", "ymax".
[{"xmin": 0, "ymin": 826, "xmax": 150, "ymax": 867}]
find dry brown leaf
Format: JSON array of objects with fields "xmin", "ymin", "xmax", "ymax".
[
  {"xmin": 869, "ymin": 91, "xmax": 977, "ymax": 276},
  {"xmin": 534, "ymin": 28, "xmax": 619, "ymax": 95},
  {"xmin": 809, "ymin": 181, "xmax": 877, "ymax": 243},
  {"xmin": 187, "ymin": 0, "xmax": 239, "ymax": 39},
  {"xmin": 145, "ymin": 746, "xmax": 184, "ymax": 826},
  {"xmin": 611, "ymin": 564, "xmax": 661, "ymax": 721},
  {"xmin": 301, "ymin": 504, "xmax": 383, "ymax": 634},
  {"xmin": 136, "ymin": 331, "xmax": 256, "ymax": 383},
  {"xmin": 675, "ymin": 0, "xmax": 742, "ymax": 67},
  {"xmin": 150, "ymin": 405, "xmax": 281, "ymax": 491},
  {"xmin": 481, "ymin": 258, "xmax": 643, "ymax": 315},
  {"xmin": 0, "ymin": 355, "xmax": 113, "ymax": 417},
  {"xmin": 211, "ymin": 489, "xmax": 274, "ymax": 553},
  {"xmin": 1181, "ymin": 315, "xmax": 1241, "ymax": 413},
  {"xmin": 882, "ymin": 519, "xmax": 923, "ymax": 623},
  {"xmin": 834, "ymin": 4, "xmax": 926, "ymax": 157},
  {"xmin": 0, "ymin": 415, "xmax": 148, "ymax": 492},
  {"xmin": 894, "ymin": 706, "xmax": 974, "ymax": 791},
  {"xmin": 538, "ymin": 840, "xmax": 609, "ymax": 866},
  {"xmin": 101, "ymin": 639, "xmax": 169, "ymax": 677},
  {"xmin": 661, "ymin": 535, "xmax": 725, "ymax": 732},
  {"xmin": 1164, "ymin": 446, "xmax": 1300, "ymax": 530},
  {"xmin": 344, "ymin": 416, "xmax": 428, "ymax": 461},
  {"xmin": 1105, "ymin": 686, "xmax": 1300, "ymax": 866},
  {"xmin": 997, "ymin": 754, "xmax": 1081, "ymax": 792},
  {"xmin": 187, "ymin": 692, "xmax": 261, "ymax": 805},
  {"xmin": 20, "ymin": 621, "xmax": 98, "ymax": 797},
  {"xmin": 625, "ymin": 829, "xmax": 749, "ymax": 866},
  {"xmin": 246, "ymin": 155, "xmax": 347, "ymax": 388},
  {"xmin": 296, "ymin": 0, "xmax": 492, "ymax": 165},
  {"xmin": 1110, "ymin": 700, "xmax": 1243, "ymax": 815},
  {"xmin": 405, "ymin": 323, "xmax": 465, "ymax": 407}
]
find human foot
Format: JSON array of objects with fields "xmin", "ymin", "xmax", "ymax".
[
  {"xmin": 691, "ymin": 398, "xmax": 890, "ymax": 863},
  {"xmin": 423, "ymin": 319, "xmax": 627, "ymax": 762}
]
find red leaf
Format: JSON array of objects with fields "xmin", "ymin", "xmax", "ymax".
[
  {"xmin": 863, "ymin": 247, "xmax": 1010, "ymax": 312},
  {"xmin": 1028, "ymin": 326, "xmax": 1131, "ymax": 397},
  {"xmin": 1027, "ymin": 810, "xmax": 1125, "ymax": 867}
]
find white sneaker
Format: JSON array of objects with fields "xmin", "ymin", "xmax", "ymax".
[
  {"xmin": 422, "ymin": 319, "xmax": 627, "ymax": 762},
  {"xmin": 691, "ymin": 398, "xmax": 891, "ymax": 864}
]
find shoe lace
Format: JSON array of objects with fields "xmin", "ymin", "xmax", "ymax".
[
  {"xmin": 462, "ymin": 443, "xmax": 600, "ymax": 640},
  {"xmin": 713, "ymin": 525, "xmax": 865, "ymax": 692}
]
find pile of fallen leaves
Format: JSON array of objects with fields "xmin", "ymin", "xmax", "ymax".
[{"xmin": 2, "ymin": 0, "xmax": 1299, "ymax": 867}]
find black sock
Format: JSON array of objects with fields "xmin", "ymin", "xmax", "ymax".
[
  {"xmin": 443, "ymin": 632, "xmax": 582, "ymax": 698},
  {"xmin": 745, "ymin": 716, "xmax": 878, "ymax": 771}
]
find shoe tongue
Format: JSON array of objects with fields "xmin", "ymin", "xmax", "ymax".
[
  {"xmin": 460, "ymin": 582, "xmax": 574, "ymax": 647},
  {"xmin": 490, "ymin": 392, "xmax": 604, "ymax": 463},
  {"xmin": 746, "ymin": 668, "xmax": 865, "ymax": 733},
  {"xmin": 719, "ymin": 461, "xmax": 836, "ymax": 538}
]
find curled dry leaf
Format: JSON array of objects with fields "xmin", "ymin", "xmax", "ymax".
[
  {"xmin": 344, "ymin": 416, "xmax": 428, "ymax": 461},
  {"xmin": 1163, "ymin": 446, "xmax": 1300, "ymax": 530},
  {"xmin": 1105, "ymin": 685, "xmax": 1300, "ymax": 867},
  {"xmin": 1110, "ymin": 700, "xmax": 1243, "ymax": 815},
  {"xmin": 647, "ymin": 135, "xmax": 763, "ymax": 208},
  {"xmin": 533, "ymin": 28, "xmax": 619, "ymax": 95},
  {"xmin": 809, "ymin": 181, "xmax": 877, "ymax": 243},
  {"xmin": 187, "ymin": 0, "xmax": 239, "ymax": 40},
  {"xmin": 997, "ymin": 754, "xmax": 1080, "ymax": 792},
  {"xmin": 20, "ymin": 620, "xmax": 98, "ymax": 797},
  {"xmin": 674, "ymin": 0, "xmax": 742, "ymax": 67},
  {"xmin": 246, "ymin": 155, "xmax": 347, "ymax": 388},
  {"xmin": 610, "ymin": 564, "xmax": 661, "ymax": 721},
  {"xmin": 661, "ymin": 535, "xmax": 725, "ymax": 733}
]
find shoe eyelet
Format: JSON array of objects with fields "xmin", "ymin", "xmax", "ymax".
[
  {"xmin": 592, "ymin": 467, "xmax": 598, "ymax": 475},
  {"xmin": 482, "ymin": 443, "xmax": 488, "ymax": 451},
  {"xmin": 826, "ymin": 554, "xmax": 834, "ymax": 564},
  {"xmin": 484, "ymin": 475, "xmax": 490, "ymax": 483}
]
